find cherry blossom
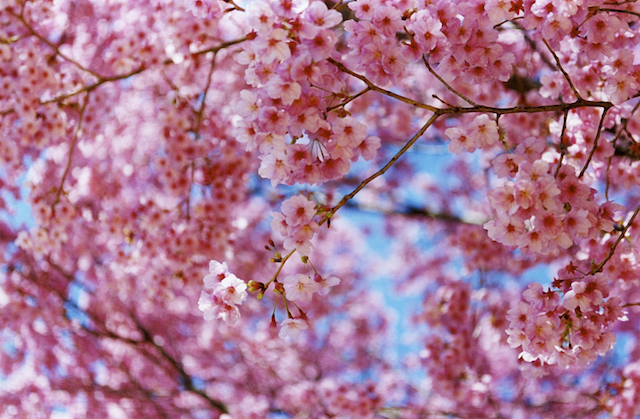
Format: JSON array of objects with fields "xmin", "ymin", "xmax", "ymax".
[
  {"xmin": 284, "ymin": 273, "xmax": 318, "ymax": 302},
  {"xmin": 2, "ymin": 0, "xmax": 640, "ymax": 417},
  {"xmin": 278, "ymin": 318, "xmax": 309, "ymax": 339}
]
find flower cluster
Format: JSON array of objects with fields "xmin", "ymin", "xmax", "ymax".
[
  {"xmin": 198, "ymin": 261, "xmax": 248, "ymax": 324},
  {"xmin": 506, "ymin": 276, "xmax": 627, "ymax": 368},
  {"xmin": 343, "ymin": 2, "xmax": 410, "ymax": 85},
  {"xmin": 235, "ymin": 1, "xmax": 381, "ymax": 187},
  {"xmin": 444, "ymin": 114, "xmax": 501, "ymax": 154},
  {"xmin": 271, "ymin": 194, "xmax": 319, "ymax": 255},
  {"xmin": 485, "ymin": 158, "xmax": 621, "ymax": 255}
]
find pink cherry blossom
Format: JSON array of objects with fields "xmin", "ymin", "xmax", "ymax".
[
  {"xmin": 4, "ymin": 0, "xmax": 640, "ymax": 417},
  {"xmin": 281, "ymin": 195, "xmax": 316, "ymax": 226},
  {"xmin": 214, "ymin": 274, "xmax": 248, "ymax": 306},
  {"xmin": 279, "ymin": 318, "xmax": 309, "ymax": 339},
  {"xmin": 284, "ymin": 273, "xmax": 319, "ymax": 302},
  {"xmin": 314, "ymin": 273, "xmax": 340, "ymax": 296}
]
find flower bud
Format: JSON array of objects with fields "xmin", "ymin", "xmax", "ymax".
[
  {"xmin": 274, "ymin": 282, "xmax": 285, "ymax": 294},
  {"xmin": 247, "ymin": 280, "xmax": 264, "ymax": 292}
]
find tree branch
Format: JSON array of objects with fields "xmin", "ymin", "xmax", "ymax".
[
  {"xmin": 579, "ymin": 107, "xmax": 608, "ymax": 177},
  {"xmin": 51, "ymin": 93, "xmax": 90, "ymax": 211},
  {"xmin": 321, "ymin": 113, "xmax": 439, "ymax": 225}
]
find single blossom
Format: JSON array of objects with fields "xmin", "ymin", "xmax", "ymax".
[
  {"xmin": 279, "ymin": 318, "xmax": 309, "ymax": 339},
  {"xmin": 213, "ymin": 274, "xmax": 248, "ymax": 306},
  {"xmin": 284, "ymin": 273, "xmax": 319, "ymax": 301},
  {"xmin": 315, "ymin": 273, "xmax": 341, "ymax": 296},
  {"xmin": 203, "ymin": 260, "xmax": 229, "ymax": 289}
]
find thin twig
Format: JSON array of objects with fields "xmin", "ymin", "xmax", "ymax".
[
  {"xmin": 512, "ymin": 22, "xmax": 558, "ymax": 70},
  {"xmin": 579, "ymin": 108, "xmax": 608, "ymax": 177},
  {"xmin": 52, "ymin": 93, "xmax": 90, "ymax": 211},
  {"xmin": 422, "ymin": 55, "xmax": 480, "ymax": 107},
  {"xmin": 326, "ymin": 87, "xmax": 370, "ymax": 112},
  {"xmin": 327, "ymin": 58, "xmax": 439, "ymax": 112},
  {"xmin": 432, "ymin": 94, "xmax": 458, "ymax": 108},
  {"xmin": 542, "ymin": 38, "xmax": 583, "ymax": 101},
  {"xmin": 265, "ymin": 249, "xmax": 296, "ymax": 288},
  {"xmin": 194, "ymin": 52, "xmax": 218, "ymax": 136},
  {"xmin": 593, "ymin": 202, "xmax": 640, "ymax": 274},
  {"xmin": 598, "ymin": 7, "xmax": 640, "ymax": 18},
  {"xmin": 320, "ymin": 113, "xmax": 439, "ymax": 225},
  {"xmin": 41, "ymin": 66, "xmax": 146, "ymax": 105},
  {"xmin": 188, "ymin": 36, "xmax": 248, "ymax": 58},
  {"xmin": 10, "ymin": 9, "xmax": 102, "ymax": 79}
]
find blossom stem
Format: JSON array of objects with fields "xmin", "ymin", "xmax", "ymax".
[{"xmin": 265, "ymin": 249, "xmax": 296, "ymax": 289}]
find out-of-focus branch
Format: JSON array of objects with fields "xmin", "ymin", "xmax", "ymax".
[
  {"xmin": 15, "ymin": 260, "xmax": 229, "ymax": 415},
  {"xmin": 9, "ymin": 9, "xmax": 102, "ymax": 78},
  {"xmin": 129, "ymin": 312, "xmax": 230, "ymax": 414},
  {"xmin": 51, "ymin": 93, "xmax": 90, "ymax": 211},
  {"xmin": 344, "ymin": 201, "xmax": 486, "ymax": 225}
]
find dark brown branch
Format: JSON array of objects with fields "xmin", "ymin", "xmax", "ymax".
[
  {"xmin": 554, "ymin": 109, "xmax": 570, "ymax": 177},
  {"xmin": 597, "ymin": 7, "xmax": 640, "ymax": 18},
  {"xmin": 328, "ymin": 58, "xmax": 612, "ymax": 116},
  {"xmin": 327, "ymin": 58, "xmax": 439, "ymax": 112}
]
